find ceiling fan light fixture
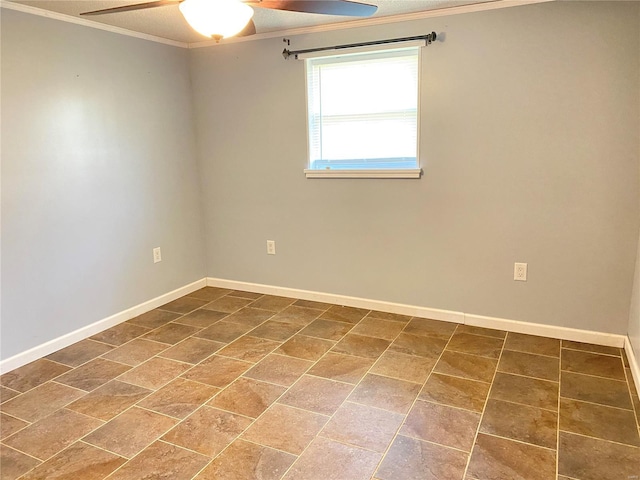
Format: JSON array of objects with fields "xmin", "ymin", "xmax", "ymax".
[{"xmin": 179, "ymin": 0, "xmax": 254, "ymax": 39}]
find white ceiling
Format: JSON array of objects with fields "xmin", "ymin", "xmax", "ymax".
[{"xmin": 8, "ymin": 0, "xmax": 499, "ymax": 44}]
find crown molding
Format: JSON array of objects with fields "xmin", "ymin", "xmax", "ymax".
[
  {"xmin": 0, "ymin": 0, "xmax": 189, "ymax": 48},
  {"xmin": 188, "ymin": 0, "xmax": 554, "ymax": 49}
]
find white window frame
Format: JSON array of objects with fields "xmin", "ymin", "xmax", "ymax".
[{"xmin": 301, "ymin": 40, "xmax": 424, "ymax": 179}]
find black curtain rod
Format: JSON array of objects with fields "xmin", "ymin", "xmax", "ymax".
[{"xmin": 282, "ymin": 32, "xmax": 437, "ymax": 60}]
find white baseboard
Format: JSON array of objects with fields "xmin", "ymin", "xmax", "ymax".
[
  {"xmin": 624, "ymin": 336, "xmax": 640, "ymax": 397},
  {"xmin": 206, "ymin": 277, "xmax": 464, "ymax": 324},
  {"xmin": 0, "ymin": 278, "xmax": 206, "ymax": 374}
]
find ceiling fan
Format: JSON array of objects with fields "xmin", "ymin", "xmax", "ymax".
[{"xmin": 80, "ymin": 0, "xmax": 378, "ymax": 41}]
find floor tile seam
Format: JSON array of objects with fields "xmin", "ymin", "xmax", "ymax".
[
  {"xmin": 44, "ymin": 341, "xmax": 119, "ymax": 369},
  {"xmin": 560, "ymin": 346, "xmax": 622, "ymax": 358},
  {"xmin": 494, "ymin": 369, "xmax": 559, "ymax": 384},
  {"xmin": 282, "ymin": 333, "xmax": 338, "ymax": 345},
  {"xmin": 395, "ymin": 430, "xmax": 475, "ymax": 454},
  {"xmin": 0, "ymin": 386, "xmax": 22, "ymax": 401},
  {"xmin": 558, "ymin": 429, "xmax": 640, "ymax": 450},
  {"xmin": 213, "ymin": 344, "xmax": 282, "ymax": 365},
  {"xmin": 477, "ymin": 423, "xmax": 557, "ymax": 451},
  {"xmin": 624, "ymin": 369, "xmax": 640, "ymax": 430},
  {"xmin": 559, "ymin": 368, "xmax": 627, "ymax": 382},
  {"xmin": 364, "ymin": 312, "xmax": 413, "ymax": 324},
  {"xmin": 558, "ymin": 395, "xmax": 635, "ymax": 412},
  {"xmin": 462, "ymin": 339, "xmax": 507, "ymax": 478},
  {"xmin": 0, "ymin": 441, "xmax": 45, "ymax": 464},
  {"xmin": 157, "ymin": 344, "xmax": 226, "ymax": 366},
  {"xmin": 302, "ymin": 371, "xmax": 358, "ymax": 386},
  {"xmin": 0, "ymin": 418, "xmax": 31, "ymax": 441},
  {"xmin": 237, "ymin": 437, "xmax": 301, "ymax": 458},
  {"xmin": 343, "ymin": 329, "xmax": 403, "ymax": 342},
  {"xmin": 372, "ymin": 328, "xmax": 458, "ymax": 478},
  {"xmin": 443, "ymin": 346, "xmax": 502, "ymax": 362},
  {"xmin": 415, "ymin": 397, "xmax": 487, "ymax": 416},
  {"xmin": 315, "ymin": 431, "xmax": 388, "ymax": 456},
  {"xmin": 502, "ymin": 346, "xmax": 560, "ymax": 359},
  {"xmin": 366, "ymin": 368, "xmax": 429, "ymax": 386},
  {"xmin": 99, "ymin": 336, "xmax": 173, "ymax": 362},
  {"xmin": 486, "ymin": 395, "xmax": 559, "ymax": 413},
  {"xmin": 474, "ymin": 431, "xmax": 558, "ymax": 453},
  {"xmin": 429, "ymin": 370, "xmax": 494, "ymax": 385},
  {"xmin": 454, "ymin": 324, "xmax": 507, "ymax": 340}
]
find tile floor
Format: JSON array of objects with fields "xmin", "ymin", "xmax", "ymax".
[{"xmin": 1, "ymin": 287, "xmax": 639, "ymax": 480}]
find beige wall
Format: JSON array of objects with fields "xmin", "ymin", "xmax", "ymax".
[{"xmin": 190, "ymin": 1, "xmax": 640, "ymax": 335}]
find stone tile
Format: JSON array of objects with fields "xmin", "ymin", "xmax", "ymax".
[
  {"xmin": 320, "ymin": 401, "xmax": 404, "ymax": 452},
  {"xmin": 242, "ymin": 403, "xmax": 328, "ymax": 455},
  {"xmin": 562, "ymin": 340, "xmax": 621, "ymax": 357},
  {"xmin": 101, "ymin": 338, "xmax": 169, "ymax": 366},
  {"xmin": 106, "ymin": 441, "xmax": 209, "ymax": 480},
  {"xmin": 403, "ymin": 318, "xmax": 458, "ymax": 340},
  {"xmin": 127, "ymin": 309, "xmax": 181, "ymax": 329},
  {"xmin": 348, "ymin": 374, "xmax": 420, "ymax": 414},
  {"xmin": 187, "ymin": 287, "xmax": 233, "ymax": 301},
  {"xmin": 366, "ymin": 311, "xmax": 412, "ymax": 323},
  {"xmin": 195, "ymin": 440, "xmax": 296, "ymax": 480},
  {"xmin": 117, "ymin": 357, "xmax": 190, "ymax": 390},
  {"xmin": 331, "ymin": 334, "xmax": 390, "ymax": 359},
  {"xmin": 278, "ymin": 375, "xmax": 353, "ymax": 415},
  {"xmin": 173, "ymin": 309, "xmax": 228, "ymax": 328},
  {"xmin": 223, "ymin": 307, "xmax": 275, "ymax": 327},
  {"xmin": 350, "ymin": 317, "xmax": 404, "ymax": 341},
  {"xmin": 498, "ymin": 350, "xmax": 560, "ymax": 381},
  {"xmin": 244, "ymin": 354, "xmax": 313, "ymax": 387},
  {"xmin": 54, "ymin": 358, "xmax": 131, "ymax": 392},
  {"xmin": 0, "ymin": 444, "xmax": 41, "ymax": 480},
  {"xmin": 3, "ymin": 409, "xmax": 103, "ymax": 461},
  {"xmin": 275, "ymin": 334, "xmax": 335, "ymax": 361},
  {"xmin": 455, "ymin": 324, "xmax": 507, "ymax": 339},
  {"xmin": 481, "ymin": 399, "xmax": 558, "ymax": 449},
  {"xmin": 19, "ymin": 441, "xmax": 125, "ymax": 480},
  {"xmin": 560, "ymin": 371, "xmax": 633, "ymax": 409},
  {"xmin": 0, "ymin": 386, "xmax": 20, "ymax": 404},
  {"xmin": 401, "ymin": 400, "xmax": 480, "ymax": 451},
  {"xmin": 195, "ymin": 321, "xmax": 253, "ymax": 343},
  {"xmin": 376, "ymin": 435, "xmax": 468, "ymax": 480},
  {"xmin": 622, "ymin": 349, "xmax": 630, "ymax": 367},
  {"xmin": 66, "ymin": 380, "xmax": 152, "ymax": 421},
  {"xmin": 202, "ymin": 296, "xmax": 252, "ymax": 313},
  {"xmin": 227, "ymin": 290, "xmax": 263, "ymax": 300},
  {"xmin": 208, "ymin": 377, "xmax": 285, "ymax": 418},
  {"xmin": 626, "ymin": 368, "xmax": 637, "ymax": 393},
  {"xmin": 559, "ymin": 398, "xmax": 640, "ymax": 447},
  {"xmin": 371, "ymin": 351, "xmax": 435, "ymax": 384},
  {"xmin": 490, "ymin": 372, "xmax": 559, "ymax": 411},
  {"xmin": 217, "ymin": 336, "xmax": 280, "ymax": 363},
  {"xmin": 283, "ymin": 437, "xmax": 381, "ymax": 480},
  {"xmin": 84, "ymin": 407, "xmax": 178, "ymax": 458},
  {"xmin": 162, "ymin": 406, "xmax": 252, "ymax": 457},
  {"xmin": 320, "ymin": 305, "xmax": 369, "ymax": 324},
  {"xmin": 138, "ymin": 378, "xmax": 220, "ymax": 419},
  {"xmin": 389, "ymin": 333, "xmax": 447, "ymax": 359},
  {"xmin": 558, "ymin": 431, "xmax": 640, "ymax": 480},
  {"xmin": 434, "ymin": 351, "xmax": 498, "ymax": 383},
  {"xmin": 0, "ymin": 412, "xmax": 28, "ymax": 440},
  {"xmin": 0, "ymin": 359, "xmax": 71, "ymax": 393},
  {"xmin": 45, "ymin": 340, "xmax": 114, "ymax": 367},
  {"xmin": 504, "ymin": 332, "xmax": 560, "ymax": 357},
  {"xmin": 293, "ymin": 299, "xmax": 331, "ymax": 310},
  {"xmin": 1, "ymin": 381, "xmax": 84, "ymax": 423},
  {"xmin": 159, "ymin": 337, "xmax": 224, "ymax": 364},
  {"xmin": 561, "ymin": 349, "xmax": 626, "ymax": 380},
  {"xmin": 182, "ymin": 355, "xmax": 253, "ymax": 388},
  {"xmin": 468, "ymin": 434, "xmax": 556, "ymax": 480},
  {"xmin": 308, "ymin": 353, "xmax": 375, "ymax": 384},
  {"xmin": 299, "ymin": 319, "xmax": 353, "ymax": 341},
  {"xmin": 249, "ymin": 295, "xmax": 297, "ymax": 312},
  {"xmin": 90, "ymin": 323, "xmax": 151, "ymax": 347},
  {"xmin": 270, "ymin": 306, "xmax": 323, "ymax": 326},
  {"xmin": 158, "ymin": 296, "xmax": 210, "ymax": 314},
  {"xmin": 142, "ymin": 322, "xmax": 201, "ymax": 345},
  {"xmin": 248, "ymin": 321, "xmax": 302, "ymax": 342},
  {"xmin": 419, "ymin": 373, "xmax": 490, "ymax": 412},
  {"xmin": 446, "ymin": 333, "xmax": 504, "ymax": 359}
]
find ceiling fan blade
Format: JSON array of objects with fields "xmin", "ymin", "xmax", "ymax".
[
  {"xmin": 236, "ymin": 19, "xmax": 257, "ymax": 37},
  {"xmin": 248, "ymin": 0, "xmax": 377, "ymax": 17},
  {"xmin": 80, "ymin": 0, "xmax": 181, "ymax": 16}
]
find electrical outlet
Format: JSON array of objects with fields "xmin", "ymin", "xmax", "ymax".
[
  {"xmin": 514, "ymin": 262, "xmax": 527, "ymax": 281},
  {"xmin": 153, "ymin": 247, "xmax": 162, "ymax": 263},
  {"xmin": 267, "ymin": 240, "xmax": 276, "ymax": 255}
]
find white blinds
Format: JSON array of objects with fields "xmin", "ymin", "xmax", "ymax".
[{"xmin": 306, "ymin": 46, "xmax": 420, "ymax": 171}]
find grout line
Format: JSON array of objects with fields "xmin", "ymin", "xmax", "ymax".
[
  {"xmin": 461, "ymin": 332, "xmax": 507, "ymax": 478},
  {"xmin": 559, "ymin": 396, "xmax": 636, "ymax": 413},
  {"xmin": 558, "ymin": 429, "xmax": 640, "ymax": 449},
  {"xmin": 494, "ymin": 369, "xmax": 559, "ymax": 383},
  {"xmin": 560, "ymin": 346, "xmax": 622, "ymax": 358}
]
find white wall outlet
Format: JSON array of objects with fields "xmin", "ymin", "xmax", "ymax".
[
  {"xmin": 153, "ymin": 247, "xmax": 162, "ymax": 263},
  {"xmin": 266, "ymin": 240, "xmax": 276, "ymax": 255},
  {"xmin": 514, "ymin": 262, "xmax": 527, "ymax": 281}
]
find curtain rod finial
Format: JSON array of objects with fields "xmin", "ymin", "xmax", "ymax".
[{"xmin": 282, "ymin": 48, "xmax": 291, "ymax": 59}]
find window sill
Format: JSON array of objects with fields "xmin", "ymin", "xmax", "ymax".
[{"xmin": 304, "ymin": 169, "xmax": 422, "ymax": 179}]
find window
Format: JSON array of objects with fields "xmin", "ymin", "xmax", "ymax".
[{"xmin": 303, "ymin": 42, "xmax": 423, "ymax": 178}]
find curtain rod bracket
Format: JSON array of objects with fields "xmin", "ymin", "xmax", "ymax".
[{"xmin": 282, "ymin": 32, "xmax": 437, "ymax": 60}]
